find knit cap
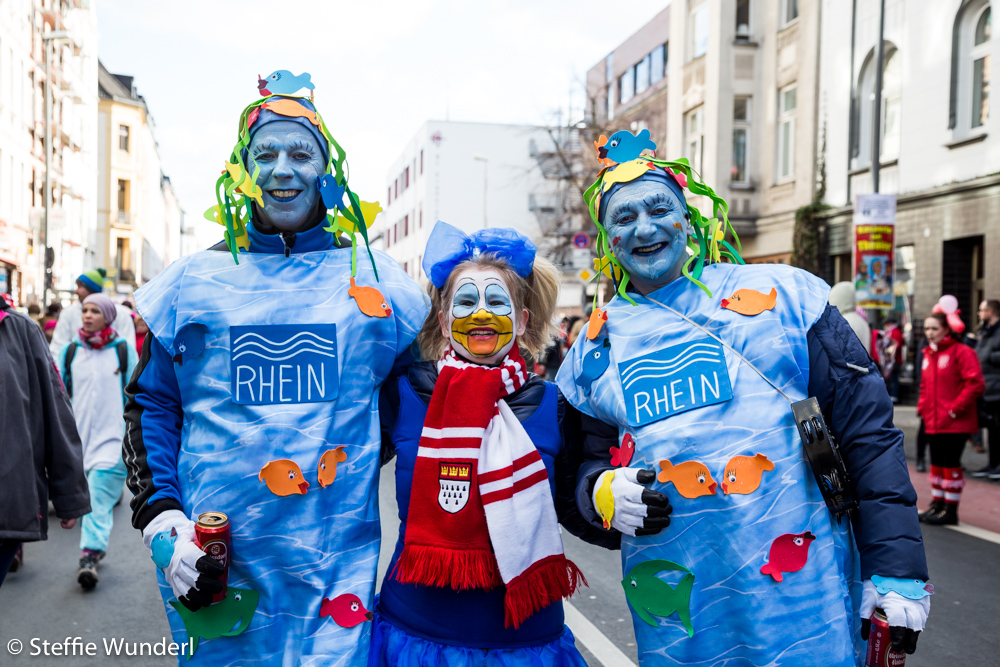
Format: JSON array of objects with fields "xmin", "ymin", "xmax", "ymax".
[
  {"xmin": 77, "ymin": 268, "xmax": 107, "ymax": 294},
  {"xmin": 83, "ymin": 293, "xmax": 116, "ymax": 327}
]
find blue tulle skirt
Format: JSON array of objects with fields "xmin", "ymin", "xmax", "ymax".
[{"xmin": 368, "ymin": 612, "xmax": 590, "ymax": 667}]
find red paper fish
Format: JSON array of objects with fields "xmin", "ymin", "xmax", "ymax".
[
  {"xmin": 320, "ymin": 593, "xmax": 373, "ymax": 628},
  {"xmin": 760, "ymin": 531, "xmax": 816, "ymax": 582},
  {"xmin": 610, "ymin": 433, "xmax": 635, "ymax": 467}
]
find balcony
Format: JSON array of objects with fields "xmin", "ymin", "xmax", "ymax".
[{"xmin": 115, "ymin": 211, "xmax": 133, "ymax": 227}]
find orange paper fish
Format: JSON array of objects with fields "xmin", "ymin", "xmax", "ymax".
[
  {"xmin": 262, "ymin": 98, "xmax": 321, "ymax": 127},
  {"xmin": 657, "ymin": 459, "xmax": 717, "ymax": 499},
  {"xmin": 586, "ymin": 308, "xmax": 608, "ymax": 340},
  {"xmin": 720, "ymin": 453, "xmax": 774, "ymax": 495},
  {"xmin": 720, "ymin": 287, "xmax": 777, "ymax": 316},
  {"xmin": 318, "ymin": 446, "xmax": 348, "ymax": 488},
  {"xmin": 259, "ymin": 459, "xmax": 310, "ymax": 496},
  {"xmin": 349, "ymin": 277, "xmax": 392, "ymax": 318}
]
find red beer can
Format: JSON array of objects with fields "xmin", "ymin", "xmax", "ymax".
[
  {"xmin": 865, "ymin": 608, "xmax": 905, "ymax": 667},
  {"xmin": 195, "ymin": 511, "xmax": 230, "ymax": 604}
]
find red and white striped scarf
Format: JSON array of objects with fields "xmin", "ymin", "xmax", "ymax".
[{"xmin": 394, "ymin": 347, "xmax": 584, "ymax": 628}]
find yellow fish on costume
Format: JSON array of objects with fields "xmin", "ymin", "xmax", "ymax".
[
  {"xmin": 335, "ymin": 200, "xmax": 382, "ymax": 234},
  {"xmin": 595, "ymin": 470, "xmax": 616, "ymax": 529},
  {"xmin": 601, "ymin": 158, "xmax": 656, "ymax": 192},
  {"xmin": 224, "ymin": 161, "xmax": 264, "ymax": 207}
]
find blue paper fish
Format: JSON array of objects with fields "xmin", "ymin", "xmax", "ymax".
[
  {"xmin": 150, "ymin": 528, "xmax": 177, "ymax": 569},
  {"xmin": 598, "ymin": 129, "xmax": 657, "ymax": 164},
  {"xmin": 173, "ymin": 323, "xmax": 208, "ymax": 365},
  {"xmin": 317, "ymin": 174, "xmax": 347, "ymax": 211},
  {"xmin": 576, "ymin": 337, "xmax": 612, "ymax": 390},
  {"xmin": 870, "ymin": 575, "xmax": 934, "ymax": 600},
  {"xmin": 258, "ymin": 70, "xmax": 315, "ymax": 97}
]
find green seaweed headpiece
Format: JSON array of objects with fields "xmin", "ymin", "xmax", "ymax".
[
  {"xmin": 205, "ymin": 90, "xmax": 380, "ymax": 280},
  {"xmin": 583, "ymin": 154, "xmax": 744, "ymax": 304}
]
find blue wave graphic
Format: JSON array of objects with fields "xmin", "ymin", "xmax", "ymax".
[{"xmin": 232, "ymin": 330, "xmax": 336, "ymax": 362}]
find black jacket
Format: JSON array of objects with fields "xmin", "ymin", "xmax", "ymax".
[
  {"xmin": 976, "ymin": 321, "xmax": 1000, "ymax": 402},
  {"xmin": 379, "ymin": 361, "xmax": 620, "ymax": 549},
  {"xmin": 0, "ymin": 301, "xmax": 90, "ymax": 540}
]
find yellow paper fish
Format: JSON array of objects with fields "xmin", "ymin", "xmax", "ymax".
[
  {"xmin": 721, "ymin": 287, "xmax": 777, "ymax": 316},
  {"xmin": 601, "ymin": 158, "xmax": 656, "ymax": 192},
  {"xmin": 336, "ymin": 200, "xmax": 382, "ymax": 234},
  {"xmin": 224, "ymin": 161, "xmax": 263, "ymax": 207},
  {"xmin": 595, "ymin": 470, "xmax": 616, "ymax": 529}
]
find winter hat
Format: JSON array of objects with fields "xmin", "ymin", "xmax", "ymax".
[
  {"xmin": 83, "ymin": 293, "xmax": 116, "ymax": 327},
  {"xmin": 77, "ymin": 268, "xmax": 107, "ymax": 294}
]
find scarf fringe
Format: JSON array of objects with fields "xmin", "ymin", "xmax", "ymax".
[
  {"xmin": 503, "ymin": 555, "xmax": 588, "ymax": 629},
  {"xmin": 394, "ymin": 544, "xmax": 503, "ymax": 591}
]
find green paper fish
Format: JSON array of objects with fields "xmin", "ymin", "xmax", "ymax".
[
  {"xmin": 169, "ymin": 587, "xmax": 258, "ymax": 659},
  {"xmin": 621, "ymin": 559, "xmax": 695, "ymax": 637}
]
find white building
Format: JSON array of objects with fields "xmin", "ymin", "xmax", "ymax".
[
  {"xmin": 819, "ymin": 0, "xmax": 1000, "ymax": 329},
  {"xmin": 0, "ymin": 0, "xmax": 98, "ymax": 306},
  {"xmin": 380, "ymin": 121, "xmax": 585, "ymax": 310}
]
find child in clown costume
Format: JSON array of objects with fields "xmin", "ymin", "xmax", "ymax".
[
  {"xmin": 370, "ymin": 221, "xmax": 671, "ymax": 666},
  {"xmin": 122, "ymin": 76, "xmax": 427, "ymax": 666},
  {"xmin": 556, "ymin": 135, "xmax": 931, "ymax": 666}
]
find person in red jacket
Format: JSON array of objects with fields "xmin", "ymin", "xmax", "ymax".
[{"xmin": 917, "ymin": 311, "xmax": 985, "ymax": 525}]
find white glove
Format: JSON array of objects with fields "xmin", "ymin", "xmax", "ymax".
[
  {"xmin": 143, "ymin": 509, "xmax": 225, "ymax": 611},
  {"xmin": 592, "ymin": 467, "xmax": 672, "ymax": 537},
  {"xmin": 860, "ymin": 578, "xmax": 931, "ymax": 655}
]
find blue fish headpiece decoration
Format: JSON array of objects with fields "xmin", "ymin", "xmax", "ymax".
[{"xmin": 422, "ymin": 221, "xmax": 536, "ymax": 289}]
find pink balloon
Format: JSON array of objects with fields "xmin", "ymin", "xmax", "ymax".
[{"xmin": 938, "ymin": 295, "xmax": 959, "ymax": 314}]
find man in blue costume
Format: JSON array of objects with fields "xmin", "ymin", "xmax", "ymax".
[
  {"xmin": 556, "ymin": 142, "xmax": 931, "ymax": 666},
  {"xmin": 122, "ymin": 76, "xmax": 427, "ymax": 666}
]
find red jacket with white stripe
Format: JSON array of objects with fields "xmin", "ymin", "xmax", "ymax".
[{"xmin": 918, "ymin": 337, "xmax": 985, "ymax": 434}]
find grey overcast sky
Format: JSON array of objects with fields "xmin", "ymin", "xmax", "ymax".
[{"xmin": 95, "ymin": 0, "xmax": 667, "ymax": 246}]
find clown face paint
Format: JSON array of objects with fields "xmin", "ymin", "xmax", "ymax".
[
  {"xmin": 248, "ymin": 121, "xmax": 326, "ymax": 232},
  {"xmin": 603, "ymin": 180, "xmax": 690, "ymax": 295},
  {"xmin": 440, "ymin": 268, "xmax": 526, "ymax": 365}
]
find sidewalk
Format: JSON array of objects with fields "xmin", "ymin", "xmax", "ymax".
[{"xmin": 894, "ymin": 405, "xmax": 1000, "ymax": 534}]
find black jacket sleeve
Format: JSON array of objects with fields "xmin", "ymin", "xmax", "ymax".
[
  {"xmin": 555, "ymin": 390, "xmax": 621, "ymax": 549},
  {"xmin": 379, "ymin": 374, "xmax": 402, "ymax": 466},
  {"xmin": 808, "ymin": 305, "xmax": 929, "ymax": 581}
]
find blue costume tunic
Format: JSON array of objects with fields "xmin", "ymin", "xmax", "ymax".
[
  {"xmin": 129, "ymin": 222, "xmax": 427, "ymax": 666},
  {"xmin": 557, "ymin": 263, "xmax": 864, "ymax": 667},
  {"xmin": 371, "ymin": 369, "xmax": 587, "ymax": 667}
]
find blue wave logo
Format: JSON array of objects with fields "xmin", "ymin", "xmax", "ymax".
[
  {"xmin": 230, "ymin": 324, "xmax": 339, "ymax": 405},
  {"xmin": 618, "ymin": 337, "xmax": 733, "ymax": 427}
]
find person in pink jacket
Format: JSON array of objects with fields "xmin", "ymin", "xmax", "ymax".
[{"xmin": 917, "ymin": 311, "xmax": 985, "ymax": 525}]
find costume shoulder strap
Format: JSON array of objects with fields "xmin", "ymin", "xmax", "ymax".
[
  {"xmin": 64, "ymin": 342, "xmax": 78, "ymax": 399},
  {"xmin": 116, "ymin": 339, "xmax": 129, "ymax": 393}
]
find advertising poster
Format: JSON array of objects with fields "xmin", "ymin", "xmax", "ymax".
[{"xmin": 853, "ymin": 193, "xmax": 896, "ymax": 309}]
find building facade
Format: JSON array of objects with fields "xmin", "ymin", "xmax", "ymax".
[
  {"xmin": 380, "ymin": 120, "xmax": 584, "ymax": 310},
  {"xmin": 97, "ymin": 62, "xmax": 178, "ymax": 295},
  {"xmin": 819, "ymin": 0, "xmax": 1000, "ymax": 338},
  {"xmin": 0, "ymin": 0, "xmax": 98, "ymax": 306}
]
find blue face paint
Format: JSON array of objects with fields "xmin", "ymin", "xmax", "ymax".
[
  {"xmin": 484, "ymin": 284, "xmax": 512, "ymax": 316},
  {"xmin": 603, "ymin": 180, "xmax": 690, "ymax": 295},
  {"xmin": 452, "ymin": 283, "xmax": 480, "ymax": 318},
  {"xmin": 248, "ymin": 121, "xmax": 326, "ymax": 232}
]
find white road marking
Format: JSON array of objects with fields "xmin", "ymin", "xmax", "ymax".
[
  {"xmin": 946, "ymin": 523, "xmax": 1000, "ymax": 546},
  {"xmin": 565, "ymin": 601, "xmax": 638, "ymax": 667}
]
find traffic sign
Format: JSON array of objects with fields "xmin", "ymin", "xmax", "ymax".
[{"xmin": 572, "ymin": 232, "xmax": 590, "ymax": 249}]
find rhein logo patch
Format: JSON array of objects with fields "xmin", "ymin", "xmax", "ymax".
[
  {"xmin": 230, "ymin": 324, "xmax": 339, "ymax": 405},
  {"xmin": 618, "ymin": 337, "xmax": 734, "ymax": 427},
  {"xmin": 438, "ymin": 461, "xmax": 471, "ymax": 514}
]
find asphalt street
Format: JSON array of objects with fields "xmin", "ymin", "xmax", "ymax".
[{"xmin": 2, "ymin": 440, "xmax": 998, "ymax": 667}]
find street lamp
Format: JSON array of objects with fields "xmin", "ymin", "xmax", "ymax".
[
  {"xmin": 473, "ymin": 156, "xmax": 488, "ymax": 229},
  {"xmin": 42, "ymin": 29, "xmax": 71, "ymax": 308}
]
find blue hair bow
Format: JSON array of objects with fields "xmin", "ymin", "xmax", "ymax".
[{"xmin": 422, "ymin": 221, "xmax": 537, "ymax": 289}]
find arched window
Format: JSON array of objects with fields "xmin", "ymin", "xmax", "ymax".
[
  {"xmin": 950, "ymin": 0, "xmax": 992, "ymax": 134},
  {"xmin": 851, "ymin": 45, "xmax": 899, "ymax": 169}
]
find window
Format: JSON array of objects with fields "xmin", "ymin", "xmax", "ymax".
[
  {"xmin": 881, "ymin": 52, "xmax": 902, "ymax": 159},
  {"xmin": 606, "ymin": 84, "xmax": 615, "ymax": 120},
  {"xmin": 635, "ymin": 54, "xmax": 651, "ymax": 95},
  {"xmin": 651, "ymin": 43, "xmax": 666, "ymax": 84},
  {"xmin": 973, "ymin": 7, "xmax": 991, "ymax": 128},
  {"xmin": 782, "ymin": 0, "xmax": 799, "ymax": 26},
  {"xmin": 684, "ymin": 107, "xmax": 704, "ymax": 175},
  {"xmin": 404, "ymin": 214, "xmax": 409, "ymax": 237},
  {"xmin": 605, "ymin": 53, "xmax": 614, "ymax": 83},
  {"xmin": 420, "ymin": 149, "xmax": 424, "ymax": 174},
  {"xmin": 777, "ymin": 86, "xmax": 796, "ymax": 182},
  {"xmin": 853, "ymin": 47, "xmax": 899, "ymax": 168},
  {"xmin": 387, "ymin": 186, "xmax": 391, "ymax": 205},
  {"xmin": 117, "ymin": 179, "xmax": 129, "ymax": 211},
  {"xmin": 386, "ymin": 225, "xmax": 391, "ymax": 248},
  {"xmin": 119, "ymin": 125, "xmax": 130, "ymax": 152},
  {"xmin": 419, "ymin": 206, "xmax": 423, "ymax": 228},
  {"xmin": 404, "ymin": 166, "xmax": 410, "ymax": 189},
  {"xmin": 736, "ymin": 0, "xmax": 751, "ymax": 40},
  {"xmin": 620, "ymin": 67, "xmax": 635, "ymax": 104},
  {"xmin": 394, "ymin": 179, "xmax": 398, "ymax": 198},
  {"xmin": 689, "ymin": 4, "xmax": 709, "ymax": 60},
  {"xmin": 732, "ymin": 97, "xmax": 751, "ymax": 184}
]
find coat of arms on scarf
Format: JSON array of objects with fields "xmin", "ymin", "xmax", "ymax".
[{"xmin": 438, "ymin": 461, "xmax": 471, "ymax": 513}]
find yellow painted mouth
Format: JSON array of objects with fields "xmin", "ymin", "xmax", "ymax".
[{"xmin": 452, "ymin": 309, "xmax": 514, "ymax": 357}]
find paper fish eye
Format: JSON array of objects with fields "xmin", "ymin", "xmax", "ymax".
[
  {"xmin": 381, "ymin": 301, "xmax": 388, "ymax": 309},
  {"xmin": 610, "ymin": 139, "xmax": 620, "ymax": 147},
  {"xmin": 350, "ymin": 601, "xmax": 360, "ymax": 611},
  {"xmin": 697, "ymin": 474, "xmax": 706, "ymax": 484},
  {"xmin": 793, "ymin": 537, "xmax": 804, "ymax": 546},
  {"xmin": 630, "ymin": 578, "xmax": 637, "ymax": 588},
  {"xmin": 178, "ymin": 343, "xmax": 186, "ymax": 352},
  {"xmin": 234, "ymin": 593, "xmax": 242, "ymax": 601},
  {"xmin": 320, "ymin": 461, "xmax": 326, "ymax": 470},
  {"xmin": 728, "ymin": 473, "xmax": 736, "ymax": 483},
  {"xmin": 592, "ymin": 351, "xmax": 602, "ymax": 360},
  {"xmin": 270, "ymin": 74, "xmax": 279, "ymax": 81},
  {"xmin": 288, "ymin": 471, "xmax": 296, "ymax": 479}
]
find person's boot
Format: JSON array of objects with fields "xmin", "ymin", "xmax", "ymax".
[
  {"xmin": 925, "ymin": 502, "xmax": 959, "ymax": 526},
  {"xmin": 916, "ymin": 459, "xmax": 927, "ymax": 473},
  {"xmin": 77, "ymin": 550, "xmax": 103, "ymax": 590},
  {"xmin": 7, "ymin": 544, "xmax": 23, "ymax": 573},
  {"xmin": 918, "ymin": 499, "xmax": 945, "ymax": 522}
]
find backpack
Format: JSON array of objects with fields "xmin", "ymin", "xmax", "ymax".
[{"xmin": 64, "ymin": 339, "xmax": 129, "ymax": 399}]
